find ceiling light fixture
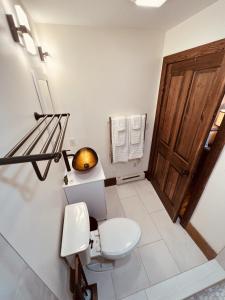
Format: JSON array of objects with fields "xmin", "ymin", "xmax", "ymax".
[{"xmin": 133, "ymin": 0, "xmax": 167, "ymax": 7}]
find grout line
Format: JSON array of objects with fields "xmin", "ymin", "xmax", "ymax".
[
  {"xmin": 109, "ymin": 270, "xmax": 117, "ymax": 300},
  {"xmin": 137, "ymin": 247, "xmax": 153, "ymax": 289},
  {"xmin": 133, "ymin": 181, "xmax": 182, "ymax": 276},
  {"xmin": 150, "ymin": 209, "xmax": 207, "ymax": 274},
  {"xmin": 120, "ymin": 288, "xmax": 149, "ymax": 300},
  {"xmin": 150, "ymin": 211, "xmax": 183, "ymax": 274},
  {"xmin": 139, "ymin": 240, "xmax": 183, "ymax": 291},
  {"xmin": 137, "ymin": 238, "xmax": 163, "ymax": 249}
]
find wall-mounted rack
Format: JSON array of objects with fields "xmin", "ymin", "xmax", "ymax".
[{"xmin": 0, "ymin": 112, "xmax": 70, "ymax": 181}]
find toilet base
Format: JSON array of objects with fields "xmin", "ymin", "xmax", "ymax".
[{"xmin": 86, "ymin": 257, "xmax": 114, "ymax": 272}]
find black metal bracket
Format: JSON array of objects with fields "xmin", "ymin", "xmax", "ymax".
[
  {"xmin": 62, "ymin": 150, "xmax": 75, "ymax": 172},
  {"xmin": 0, "ymin": 112, "xmax": 70, "ymax": 181}
]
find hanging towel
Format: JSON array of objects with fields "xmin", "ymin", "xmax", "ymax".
[
  {"xmin": 111, "ymin": 117, "xmax": 128, "ymax": 163},
  {"xmin": 131, "ymin": 115, "xmax": 142, "ymax": 130},
  {"xmin": 116, "ymin": 117, "xmax": 126, "ymax": 131},
  {"xmin": 129, "ymin": 115, "xmax": 142, "ymax": 145},
  {"xmin": 128, "ymin": 114, "xmax": 146, "ymax": 160},
  {"xmin": 112, "ymin": 117, "xmax": 127, "ymax": 146}
]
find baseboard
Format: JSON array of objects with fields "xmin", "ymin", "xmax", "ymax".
[
  {"xmin": 105, "ymin": 172, "xmax": 149, "ymax": 187},
  {"xmin": 104, "ymin": 177, "xmax": 116, "ymax": 187},
  {"xmin": 145, "ymin": 171, "xmax": 151, "ymax": 181},
  {"xmin": 186, "ymin": 223, "xmax": 217, "ymax": 260}
]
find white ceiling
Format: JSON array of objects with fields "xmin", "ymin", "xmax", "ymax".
[{"xmin": 22, "ymin": 0, "xmax": 218, "ymax": 30}]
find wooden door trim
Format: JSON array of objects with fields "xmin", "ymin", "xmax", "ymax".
[
  {"xmin": 181, "ymin": 106, "xmax": 225, "ymax": 227},
  {"xmin": 148, "ymin": 38, "xmax": 225, "ymax": 224},
  {"xmin": 164, "ymin": 38, "xmax": 225, "ymax": 64},
  {"xmin": 186, "ymin": 223, "xmax": 217, "ymax": 260}
]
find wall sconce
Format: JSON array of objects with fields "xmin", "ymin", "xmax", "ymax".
[
  {"xmin": 6, "ymin": 5, "xmax": 37, "ymax": 55},
  {"xmin": 38, "ymin": 46, "xmax": 49, "ymax": 61}
]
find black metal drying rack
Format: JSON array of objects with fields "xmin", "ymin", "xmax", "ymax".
[{"xmin": 0, "ymin": 112, "xmax": 70, "ymax": 181}]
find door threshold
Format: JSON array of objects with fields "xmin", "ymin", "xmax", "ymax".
[{"xmin": 145, "ymin": 260, "xmax": 225, "ymax": 300}]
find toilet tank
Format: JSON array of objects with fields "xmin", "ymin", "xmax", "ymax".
[{"xmin": 61, "ymin": 202, "xmax": 90, "ymax": 258}]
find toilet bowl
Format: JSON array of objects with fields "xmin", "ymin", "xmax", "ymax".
[
  {"xmin": 98, "ymin": 217, "xmax": 141, "ymax": 260},
  {"xmin": 60, "ymin": 202, "xmax": 141, "ymax": 272},
  {"xmin": 87, "ymin": 214, "xmax": 141, "ymax": 271}
]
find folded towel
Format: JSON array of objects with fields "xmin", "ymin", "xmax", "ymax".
[
  {"xmin": 111, "ymin": 117, "xmax": 128, "ymax": 162},
  {"xmin": 130, "ymin": 127, "xmax": 141, "ymax": 145},
  {"xmin": 115, "ymin": 117, "xmax": 126, "ymax": 131},
  {"xmin": 130, "ymin": 115, "xmax": 142, "ymax": 130},
  {"xmin": 111, "ymin": 117, "xmax": 127, "ymax": 146},
  {"xmin": 116, "ymin": 130, "xmax": 126, "ymax": 147},
  {"xmin": 128, "ymin": 114, "xmax": 146, "ymax": 160}
]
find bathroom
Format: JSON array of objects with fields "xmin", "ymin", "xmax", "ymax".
[{"xmin": 1, "ymin": 0, "xmax": 225, "ymax": 299}]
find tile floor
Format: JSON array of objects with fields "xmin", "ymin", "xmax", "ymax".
[
  {"xmin": 85, "ymin": 179, "xmax": 208, "ymax": 300},
  {"xmin": 187, "ymin": 279, "xmax": 225, "ymax": 299}
]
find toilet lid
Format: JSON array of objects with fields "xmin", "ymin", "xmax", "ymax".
[{"xmin": 99, "ymin": 218, "xmax": 141, "ymax": 258}]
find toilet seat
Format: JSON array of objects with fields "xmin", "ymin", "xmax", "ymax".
[{"xmin": 98, "ymin": 218, "xmax": 141, "ymax": 260}]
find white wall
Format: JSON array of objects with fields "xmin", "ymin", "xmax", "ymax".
[
  {"xmin": 163, "ymin": 0, "xmax": 225, "ymax": 253},
  {"xmin": 36, "ymin": 24, "xmax": 165, "ymax": 179},
  {"xmin": 163, "ymin": 0, "xmax": 225, "ymax": 56},
  {"xmin": 0, "ymin": 0, "xmax": 70, "ymax": 299},
  {"xmin": 0, "ymin": 234, "xmax": 57, "ymax": 299}
]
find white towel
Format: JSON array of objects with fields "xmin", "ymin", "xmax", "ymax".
[
  {"xmin": 111, "ymin": 117, "xmax": 128, "ymax": 163},
  {"xmin": 112, "ymin": 117, "xmax": 127, "ymax": 146},
  {"xmin": 128, "ymin": 115, "xmax": 146, "ymax": 160},
  {"xmin": 116, "ymin": 117, "xmax": 126, "ymax": 131},
  {"xmin": 130, "ymin": 115, "xmax": 142, "ymax": 130}
]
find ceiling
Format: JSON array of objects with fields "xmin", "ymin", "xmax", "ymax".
[{"xmin": 22, "ymin": 0, "xmax": 218, "ymax": 30}]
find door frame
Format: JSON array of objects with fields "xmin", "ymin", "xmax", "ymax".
[{"xmin": 147, "ymin": 38, "xmax": 225, "ymax": 227}]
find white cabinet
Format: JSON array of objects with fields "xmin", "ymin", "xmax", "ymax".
[{"xmin": 63, "ymin": 159, "xmax": 107, "ymax": 221}]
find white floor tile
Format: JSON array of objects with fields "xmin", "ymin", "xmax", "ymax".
[
  {"xmin": 105, "ymin": 186, "xmax": 125, "ymax": 219},
  {"xmin": 122, "ymin": 290, "xmax": 148, "ymax": 300},
  {"xmin": 116, "ymin": 183, "xmax": 137, "ymax": 199},
  {"xmin": 84, "ymin": 267, "xmax": 116, "ymax": 300},
  {"xmin": 134, "ymin": 180, "xmax": 156, "ymax": 193},
  {"xmin": 145, "ymin": 260, "xmax": 225, "ymax": 300},
  {"xmin": 151, "ymin": 210, "xmax": 207, "ymax": 272},
  {"xmin": 112, "ymin": 250, "xmax": 149, "ymax": 299},
  {"xmin": 139, "ymin": 240, "xmax": 180, "ymax": 285},
  {"xmin": 120, "ymin": 195, "xmax": 161, "ymax": 246},
  {"xmin": 134, "ymin": 180, "xmax": 164, "ymax": 214}
]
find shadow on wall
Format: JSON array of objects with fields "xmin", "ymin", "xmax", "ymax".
[{"xmin": 0, "ymin": 164, "xmax": 38, "ymax": 201}]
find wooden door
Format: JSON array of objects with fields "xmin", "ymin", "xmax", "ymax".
[{"xmin": 149, "ymin": 44, "xmax": 225, "ymax": 222}]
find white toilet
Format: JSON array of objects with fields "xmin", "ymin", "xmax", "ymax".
[{"xmin": 61, "ymin": 202, "xmax": 141, "ymax": 272}]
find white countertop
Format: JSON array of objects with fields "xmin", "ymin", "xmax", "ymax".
[
  {"xmin": 63, "ymin": 158, "xmax": 106, "ymax": 187},
  {"xmin": 61, "ymin": 202, "xmax": 90, "ymax": 257}
]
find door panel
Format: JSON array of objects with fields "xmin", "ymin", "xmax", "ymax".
[
  {"xmin": 175, "ymin": 69, "xmax": 217, "ymax": 161},
  {"xmin": 161, "ymin": 75, "xmax": 183, "ymax": 145},
  {"xmin": 164, "ymin": 166, "xmax": 180, "ymax": 202},
  {"xmin": 155, "ymin": 153, "xmax": 167, "ymax": 189},
  {"xmin": 151, "ymin": 50, "xmax": 225, "ymax": 221}
]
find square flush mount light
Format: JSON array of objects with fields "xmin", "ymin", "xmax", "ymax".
[{"xmin": 132, "ymin": 0, "xmax": 167, "ymax": 7}]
